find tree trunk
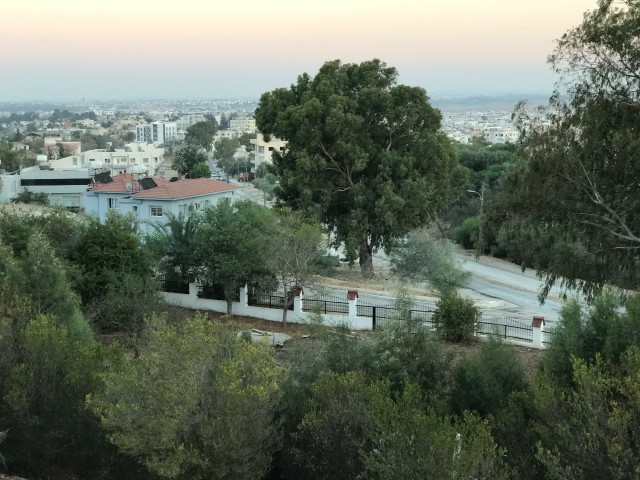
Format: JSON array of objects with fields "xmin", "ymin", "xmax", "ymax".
[
  {"xmin": 226, "ymin": 299, "xmax": 233, "ymax": 317},
  {"xmin": 282, "ymin": 291, "xmax": 289, "ymax": 326},
  {"xmin": 359, "ymin": 238, "xmax": 374, "ymax": 279}
]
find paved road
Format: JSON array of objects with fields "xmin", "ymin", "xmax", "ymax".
[
  {"xmin": 459, "ymin": 257, "xmax": 562, "ymax": 322},
  {"xmin": 312, "ymin": 250, "xmax": 583, "ymax": 324}
]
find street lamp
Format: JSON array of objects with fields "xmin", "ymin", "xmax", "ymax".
[{"xmin": 467, "ymin": 182, "xmax": 485, "ymax": 259}]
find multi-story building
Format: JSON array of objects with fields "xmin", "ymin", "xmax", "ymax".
[
  {"xmin": 229, "ymin": 117, "xmax": 256, "ymax": 134},
  {"xmin": 250, "ymin": 133, "xmax": 287, "ymax": 168},
  {"xmin": 177, "ymin": 114, "xmax": 206, "ymax": 131},
  {"xmin": 1, "ymin": 165, "xmax": 95, "ymax": 209},
  {"xmin": 52, "ymin": 143, "xmax": 165, "ymax": 176},
  {"xmin": 135, "ymin": 122, "xmax": 177, "ymax": 146}
]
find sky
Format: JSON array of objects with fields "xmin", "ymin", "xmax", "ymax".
[{"xmin": 1, "ymin": 0, "xmax": 598, "ymax": 102}]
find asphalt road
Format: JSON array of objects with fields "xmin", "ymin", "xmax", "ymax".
[
  {"xmin": 457, "ymin": 255, "xmax": 572, "ymax": 323},
  {"xmin": 312, "ymin": 251, "xmax": 583, "ymax": 324}
]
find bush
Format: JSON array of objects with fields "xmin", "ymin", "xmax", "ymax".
[
  {"xmin": 452, "ymin": 216, "xmax": 479, "ymax": 249},
  {"xmin": 433, "ymin": 291, "xmax": 479, "ymax": 342},
  {"xmin": 452, "ymin": 337, "xmax": 528, "ymax": 416},
  {"xmin": 390, "ymin": 231, "xmax": 469, "ymax": 294}
]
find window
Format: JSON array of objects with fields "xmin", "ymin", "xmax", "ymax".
[
  {"xmin": 107, "ymin": 197, "xmax": 118, "ymax": 209},
  {"xmin": 132, "ymin": 206, "xmax": 138, "ymax": 213},
  {"xmin": 72, "ymin": 158, "xmax": 78, "ymax": 165},
  {"xmin": 150, "ymin": 205, "xmax": 163, "ymax": 217},
  {"xmin": 268, "ymin": 146, "xmax": 274, "ymax": 151},
  {"xmin": 179, "ymin": 204, "xmax": 188, "ymax": 215},
  {"xmin": 104, "ymin": 158, "xmax": 111, "ymax": 163},
  {"xmin": 143, "ymin": 157, "xmax": 149, "ymax": 163}
]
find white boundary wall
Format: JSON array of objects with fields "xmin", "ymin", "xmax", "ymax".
[
  {"xmin": 162, "ymin": 283, "xmax": 551, "ymax": 347},
  {"xmin": 162, "ymin": 284, "xmax": 373, "ymax": 331}
]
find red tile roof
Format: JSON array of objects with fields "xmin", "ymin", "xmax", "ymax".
[
  {"xmin": 90, "ymin": 173, "xmax": 169, "ymax": 194},
  {"xmin": 130, "ymin": 178, "xmax": 238, "ymax": 200}
]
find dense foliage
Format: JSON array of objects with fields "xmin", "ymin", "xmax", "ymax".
[
  {"xmin": 0, "ymin": 202, "xmax": 639, "ymax": 480},
  {"xmin": 484, "ymin": 0, "xmax": 640, "ymax": 300}
]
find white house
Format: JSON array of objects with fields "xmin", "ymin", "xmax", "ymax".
[{"xmin": 85, "ymin": 173, "xmax": 240, "ymax": 233}]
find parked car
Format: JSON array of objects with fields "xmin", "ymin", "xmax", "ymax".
[{"xmin": 239, "ymin": 171, "xmax": 255, "ymax": 182}]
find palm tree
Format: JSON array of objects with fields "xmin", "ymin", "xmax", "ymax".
[{"xmin": 147, "ymin": 212, "xmax": 202, "ymax": 284}]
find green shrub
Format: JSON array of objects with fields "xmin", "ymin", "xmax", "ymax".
[
  {"xmin": 452, "ymin": 337, "xmax": 528, "ymax": 416},
  {"xmin": 433, "ymin": 291, "xmax": 479, "ymax": 342},
  {"xmin": 452, "ymin": 216, "xmax": 479, "ymax": 249}
]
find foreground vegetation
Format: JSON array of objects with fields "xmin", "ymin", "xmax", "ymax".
[
  {"xmin": 2, "ymin": 2, "xmax": 640, "ymax": 477},
  {"xmin": 0, "ymin": 207, "xmax": 639, "ymax": 480}
]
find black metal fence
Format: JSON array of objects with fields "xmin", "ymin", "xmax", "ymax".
[
  {"xmin": 162, "ymin": 279, "xmax": 190, "ymax": 294},
  {"xmin": 197, "ymin": 283, "xmax": 240, "ymax": 302},
  {"xmin": 475, "ymin": 317, "xmax": 533, "ymax": 342},
  {"xmin": 542, "ymin": 326, "xmax": 556, "ymax": 346},
  {"xmin": 249, "ymin": 292, "xmax": 293, "ymax": 310},
  {"xmin": 303, "ymin": 295, "xmax": 349, "ymax": 314},
  {"xmin": 357, "ymin": 303, "xmax": 437, "ymax": 330}
]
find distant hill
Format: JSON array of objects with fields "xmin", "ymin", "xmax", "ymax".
[{"xmin": 430, "ymin": 94, "xmax": 550, "ymax": 112}]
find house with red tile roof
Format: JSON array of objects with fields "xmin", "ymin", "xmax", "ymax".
[{"xmin": 85, "ymin": 173, "xmax": 239, "ymax": 231}]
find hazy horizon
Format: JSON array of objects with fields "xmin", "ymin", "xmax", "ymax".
[{"xmin": 2, "ymin": 0, "xmax": 597, "ymax": 102}]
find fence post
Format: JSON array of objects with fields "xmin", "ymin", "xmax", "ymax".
[
  {"xmin": 239, "ymin": 284, "xmax": 249, "ymax": 307},
  {"xmin": 532, "ymin": 316, "xmax": 545, "ymax": 348},
  {"xmin": 293, "ymin": 286, "xmax": 304, "ymax": 316},
  {"xmin": 372, "ymin": 306, "xmax": 377, "ymax": 331},
  {"xmin": 347, "ymin": 290, "xmax": 358, "ymax": 328},
  {"xmin": 188, "ymin": 283, "xmax": 197, "ymax": 301}
]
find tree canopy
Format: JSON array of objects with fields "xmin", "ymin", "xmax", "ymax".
[
  {"xmin": 490, "ymin": 0, "xmax": 640, "ymax": 300},
  {"xmin": 213, "ymin": 137, "xmax": 241, "ymax": 176},
  {"xmin": 184, "ymin": 119, "xmax": 218, "ymax": 151},
  {"xmin": 172, "ymin": 145, "xmax": 209, "ymax": 179},
  {"xmin": 255, "ymin": 59, "xmax": 467, "ymax": 277}
]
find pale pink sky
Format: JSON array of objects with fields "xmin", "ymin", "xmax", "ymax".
[{"xmin": 1, "ymin": 0, "xmax": 598, "ymax": 101}]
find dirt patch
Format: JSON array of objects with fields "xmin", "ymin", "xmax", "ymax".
[
  {"xmin": 314, "ymin": 263, "xmax": 438, "ymax": 301},
  {"xmin": 203, "ymin": 311, "xmax": 314, "ymax": 338}
]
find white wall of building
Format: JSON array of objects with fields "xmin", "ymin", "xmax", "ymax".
[
  {"xmin": 250, "ymin": 133, "xmax": 287, "ymax": 168},
  {"xmin": 13, "ymin": 166, "xmax": 94, "ymax": 208},
  {"xmin": 0, "ymin": 174, "xmax": 21, "ymax": 203}
]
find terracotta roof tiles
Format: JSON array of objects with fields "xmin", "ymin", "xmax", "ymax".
[{"xmin": 130, "ymin": 178, "xmax": 238, "ymax": 200}]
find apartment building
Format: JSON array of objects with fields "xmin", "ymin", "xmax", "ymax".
[
  {"xmin": 135, "ymin": 121, "xmax": 177, "ymax": 146},
  {"xmin": 250, "ymin": 133, "xmax": 287, "ymax": 168},
  {"xmin": 52, "ymin": 143, "xmax": 165, "ymax": 175},
  {"xmin": 229, "ymin": 117, "xmax": 256, "ymax": 134}
]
